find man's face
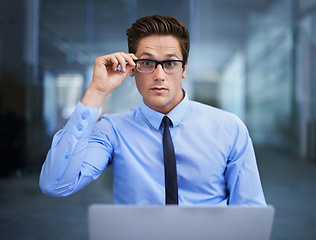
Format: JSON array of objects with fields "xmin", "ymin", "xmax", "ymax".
[{"xmin": 130, "ymin": 35, "xmax": 188, "ymax": 114}]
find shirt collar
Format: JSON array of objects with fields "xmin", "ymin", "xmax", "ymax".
[{"xmin": 139, "ymin": 89, "xmax": 190, "ymax": 131}]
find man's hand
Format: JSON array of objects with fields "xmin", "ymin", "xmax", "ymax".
[{"xmin": 81, "ymin": 52, "xmax": 137, "ymax": 108}]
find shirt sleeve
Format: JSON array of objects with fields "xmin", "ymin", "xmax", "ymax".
[
  {"xmin": 39, "ymin": 102, "xmax": 113, "ymax": 197},
  {"xmin": 225, "ymin": 116, "xmax": 266, "ymax": 206}
]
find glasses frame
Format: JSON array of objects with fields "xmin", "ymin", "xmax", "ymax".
[{"xmin": 134, "ymin": 59, "xmax": 187, "ymax": 73}]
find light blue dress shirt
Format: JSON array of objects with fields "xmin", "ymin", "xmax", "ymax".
[{"xmin": 39, "ymin": 92, "xmax": 266, "ymax": 206}]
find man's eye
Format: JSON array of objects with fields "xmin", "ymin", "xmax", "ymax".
[
  {"xmin": 165, "ymin": 61, "xmax": 176, "ymax": 67},
  {"xmin": 142, "ymin": 60, "xmax": 153, "ymax": 66}
]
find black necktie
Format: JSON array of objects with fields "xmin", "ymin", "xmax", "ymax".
[{"xmin": 162, "ymin": 116, "xmax": 178, "ymax": 205}]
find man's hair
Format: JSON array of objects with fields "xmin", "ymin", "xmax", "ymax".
[{"xmin": 126, "ymin": 15, "xmax": 190, "ymax": 61}]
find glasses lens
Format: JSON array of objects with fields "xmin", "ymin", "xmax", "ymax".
[
  {"xmin": 163, "ymin": 61, "xmax": 183, "ymax": 73},
  {"xmin": 135, "ymin": 60, "xmax": 184, "ymax": 73},
  {"xmin": 136, "ymin": 60, "xmax": 155, "ymax": 73}
]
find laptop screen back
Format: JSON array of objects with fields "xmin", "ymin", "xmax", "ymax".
[{"xmin": 88, "ymin": 204, "xmax": 274, "ymax": 240}]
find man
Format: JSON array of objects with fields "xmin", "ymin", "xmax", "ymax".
[{"xmin": 39, "ymin": 15, "xmax": 266, "ymax": 206}]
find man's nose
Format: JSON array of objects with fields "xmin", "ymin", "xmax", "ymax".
[{"xmin": 153, "ymin": 63, "xmax": 165, "ymax": 80}]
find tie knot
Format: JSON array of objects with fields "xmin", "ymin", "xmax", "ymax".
[{"xmin": 162, "ymin": 116, "xmax": 172, "ymax": 128}]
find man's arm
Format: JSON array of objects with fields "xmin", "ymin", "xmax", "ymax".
[
  {"xmin": 225, "ymin": 117, "xmax": 266, "ymax": 205},
  {"xmin": 82, "ymin": 52, "xmax": 137, "ymax": 108},
  {"xmin": 39, "ymin": 53, "xmax": 137, "ymax": 197}
]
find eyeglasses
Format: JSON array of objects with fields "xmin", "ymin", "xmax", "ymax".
[{"xmin": 134, "ymin": 59, "xmax": 186, "ymax": 74}]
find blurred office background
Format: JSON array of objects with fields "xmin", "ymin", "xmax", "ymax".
[{"xmin": 0, "ymin": 0, "xmax": 316, "ymax": 239}]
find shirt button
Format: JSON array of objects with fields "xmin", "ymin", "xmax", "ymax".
[
  {"xmin": 77, "ymin": 125, "xmax": 83, "ymax": 131},
  {"xmin": 81, "ymin": 113, "xmax": 87, "ymax": 120}
]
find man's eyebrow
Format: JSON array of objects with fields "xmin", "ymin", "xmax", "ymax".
[
  {"xmin": 139, "ymin": 52, "xmax": 153, "ymax": 58},
  {"xmin": 166, "ymin": 53, "xmax": 178, "ymax": 58},
  {"xmin": 139, "ymin": 52, "xmax": 180, "ymax": 59}
]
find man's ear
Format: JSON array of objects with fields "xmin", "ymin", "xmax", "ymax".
[
  {"xmin": 130, "ymin": 68, "xmax": 135, "ymax": 77},
  {"xmin": 182, "ymin": 60, "xmax": 189, "ymax": 79}
]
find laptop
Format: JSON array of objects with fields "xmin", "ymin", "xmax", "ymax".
[{"xmin": 88, "ymin": 204, "xmax": 275, "ymax": 240}]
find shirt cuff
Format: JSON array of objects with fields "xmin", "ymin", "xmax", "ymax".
[{"xmin": 64, "ymin": 102, "xmax": 100, "ymax": 139}]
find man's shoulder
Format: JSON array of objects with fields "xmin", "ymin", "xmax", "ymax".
[
  {"xmin": 188, "ymin": 100, "xmax": 245, "ymax": 128},
  {"xmin": 100, "ymin": 107, "xmax": 139, "ymax": 122},
  {"xmin": 94, "ymin": 107, "xmax": 142, "ymax": 135},
  {"xmin": 189, "ymin": 100, "xmax": 235, "ymax": 117}
]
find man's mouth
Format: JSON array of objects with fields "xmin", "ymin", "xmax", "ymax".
[{"xmin": 150, "ymin": 86, "xmax": 168, "ymax": 93}]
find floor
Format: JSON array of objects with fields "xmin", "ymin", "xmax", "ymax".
[
  {"xmin": 256, "ymin": 147, "xmax": 316, "ymax": 240},
  {"xmin": 0, "ymin": 146, "xmax": 315, "ymax": 240}
]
